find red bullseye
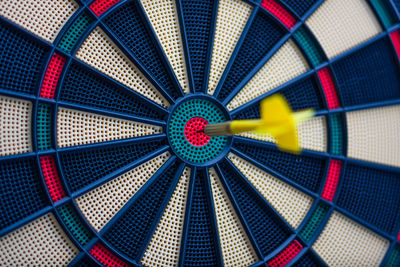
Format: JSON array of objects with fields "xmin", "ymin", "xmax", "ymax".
[{"xmin": 184, "ymin": 117, "xmax": 211, "ymax": 147}]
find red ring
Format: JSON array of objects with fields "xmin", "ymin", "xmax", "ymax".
[{"xmin": 184, "ymin": 117, "xmax": 211, "ymax": 147}]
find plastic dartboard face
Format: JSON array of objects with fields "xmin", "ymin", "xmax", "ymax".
[{"xmin": 1, "ymin": 0, "xmax": 400, "ymax": 266}]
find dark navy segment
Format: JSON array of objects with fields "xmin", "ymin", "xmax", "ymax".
[
  {"xmin": 103, "ymin": 163, "xmax": 179, "ymax": 260},
  {"xmin": 280, "ymin": 0, "xmax": 319, "ymax": 17},
  {"xmin": 233, "ymin": 141, "xmax": 326, "ymax": 192},
  {"xmin": 0, "ymin": 22, "xmax": 49, "ymax": 95},
  {"xmin": 60, "ymin": 140, "xmax": 165, "ymax": 192},
  {"xmin": 219, "ymin": 161, "xmax": 291, "ymax": 257},
  {"xmin": 332, "ymin": 38, "xmax": 400, "ymax": 107},
  {"xmin": 59, "ymin": 63, "xmax": 164, "ymax": 120},
  {"xmin": 218, "ymin": 11, "xmax": 285, "ymax": 101},
  {"xmin": 181, "ymin": 0, "xmax": 214, "ymax": 92},
  {"xmin": 337, "ymin": 164, "xmax": 400, "ymax": 234},
  {"xmin": 104, "ymin": 2, "xmax": 181, "ymax": 99},
  {"xmin": 232, "ymin": 76, "xmax": 323, "ymax": 120},
  {"xmin": 0, "ymin": 158, "xmax": 49, "ymax": 229},
  {"xmin": 292, "ymin": 250, "xmax": 325, "ymax": 266},
  {"xmin": 394, "ymin": 0, "xmax": 400, "ymax": 15},
  {"xmin": 183, "ymin": 170, "xmax": 219, "ymax": 266},
  {"xmin": 74, "ymin": 255, "xmax": 97, "ymax": 267}
]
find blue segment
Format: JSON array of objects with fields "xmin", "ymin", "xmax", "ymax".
[
  {"xmin": 183, "ymin": 170, "xmax": 219, "ymax": 266},
  {"xmin": 74, "ymin": 255, "xmax": 97, "ymax": 267},
  {"xmin": 59, "ymin": 63, "xmax": 164, "ymax": 120},
  {"xmin": 332, "ymin": 38, "xmax": 400, "ymax": 107},
  {"xmin": 337, "ymin": 164, "xmax": 400, "ymax": 234},
  {"xmin": 103, "ymin": 163, "xmax": 179, "ymax": 260},
  {"xmin": 218, "ymin": 11, "xmax": 285, "ymax": 101},
  {"xmin": 219, "ymin": 161, "xmax": 291, "ymax": 256},
  {"xmin": 103, "ymin": 2, "xmax": 181, "ymax": 99},
  {"xmin": 0, "ymin": 158, "xmax": 49, "ymax": 229},
  {"xmin": 293, "ymin": 250, "xmax": 325, "ymax": 266},
  {"xmin": 181, "ymin": 0, "xmax": 214, "ymax": 92},
  {"xmin": 280, "ymin": 0, "xmax": 319, "ymax": 17},
  {"xmin": 394, "ymin": 0, "xmax": 400, "ymax": 15},
  {"xmin": 233, "ymin": 140, "xmax": 326, "ymax": 192},
  {"xmin": 0, "ymin": 22, "xmax": 49, "ymax": 95},
  {"xmin": 232, "ymin": 76, "xmax": 323, "ymax": 120},
  {"xmin": 60, "ymin": 140, "xmax": 165, "ymax": 192}
]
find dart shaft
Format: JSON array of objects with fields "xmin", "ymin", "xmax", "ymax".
[{"xmin": 204, "ymin": 122, "xmax": 232, "ymax": 136}]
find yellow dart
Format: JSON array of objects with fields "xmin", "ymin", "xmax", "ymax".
[{"xmin": 204, "ymin": 94, "xmax": 314, "ymax": 153}]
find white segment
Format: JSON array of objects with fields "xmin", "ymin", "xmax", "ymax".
[
  {"xmin": 0, "ymin": 96, "xmax": 32, "ymax": 156},
  {"xmin": 346, "ymin": 105, "xmax": 400, "ymax": 167},
  {"xmin": 306, "ymin": 0, "xmax": 381, "ymax": 59},
  {"xmin": 227, "ymin": 40, "xmax": 309, "ymax": 110},
  {"xmin": 141, "ymin": 167, "xmax": 190, "ymax": 267},
  {"xmin": 76, "ymin": 152, "xmax": 170, "ymax": 232},
  {"xmin": 207, "ymin": 0, "xmax": 253, "ymax": 95},
  {"xmin": 0, "ymin": 0, "xmax": 78, "ymax": 43},
  {"xmin": 57, "ymin": 107, "xmax": 162, "ymax": 148},
  {"xmin": 313, "ymin": 211, "xmax": 389, "ymax": 266},
  {"xmin": 209, "ymin": 168, "xmax": 258, "ymax": 267},
  {"xmin": 76, "ymin": 27, "xmax": 169, "ymax": 107},
  {"xmin": 228, "ymin": 153, "xmax": 313, "ymax": 229},
  {"xmin": 239, "ymin": 116, "xmax": 327, "ymax": 152},
  {"xmin": 0, "ymin": 213, "xmax": 79, "ymax": 266},
  {"xmin": 140, "ymin": 0, "xmax": 190, "ymax": 94}
]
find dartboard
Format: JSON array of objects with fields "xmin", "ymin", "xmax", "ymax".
[{"xmin": 1, "ymin": 0, "xmax": 400, "ymax": 266}]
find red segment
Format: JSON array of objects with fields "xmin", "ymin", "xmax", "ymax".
[
  {"xmin": 184, "ymin": 117, "xmax": 211, "ymax": 147},
  {"xmin": 322, "ymin": 159, "xmax": 342, "ymax": 202},
  {"xmin": 268, "ymin": 240, "xmax": 303, "ymax": 267},
  {"xmin": 40, "ymin": 155, "xmax": 66, "ymax": 202},
  {"xmin": 90, "ymin": 0, "xmax": 120, "ymax": 16},
  {"xmin": 40, "ymin": 53, "xmax": 66, "ymax": 99},
  {"xmin": 89, "ymin": 243, "xmax": 129, "ymax": 267},
  {"xmin": 261, "ymin": 0, "xmax": 297, "ymax": 29},
  {"xmin": 390, "ymin": 30, "xmax": 400, "ymax": 61},
  {"xmin": 318, "ymin": 68, "xmax": 340, "ymax": 109},
  {"xmin": 397, "ymin": 231, "xmax": 400, "ymax": 242}
]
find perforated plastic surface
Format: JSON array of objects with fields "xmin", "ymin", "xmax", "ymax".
[
  {"xmin": 76, "ymin": 27, "xmax": 169, "ymax": 107},
  {"xmin": 0, "ymin": 213, "xmax": 79, "ymax": 266},
  {"xmin": 207, "ymin": 0, "xmax": 252, "ymax": 95},
  {"xmin": 76, "ymin": 152, "xmax": 170, "ymax": 231},
  {"xmin": 227, "ymin": 40, "xmax": 309, "ymax": 110},
  {"xmin": 209, "ymin": 168, "xmax": 258, "ymax": 267},
  {"xmin": 228, "ymin": 153, "xmax": 313, "ymax": 229},
  {"xmin": 347, "ymin": 105, "xmax": 400, "ymax": 167},
  {"xmin": 306, "ymin": 0, "xmax": 382, "ymax": 59},
  {"xmin": 1, "ymin": 0, "xmax": 400, "ymax": 266},
  {"xmin": 313, "ymin": 211, "xmax": 389, "ymax": 266},
  {"xmin": 0, "ymin": 0, "xmax": 78, "ymax": 42}
]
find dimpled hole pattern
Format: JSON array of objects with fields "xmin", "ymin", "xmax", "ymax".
[
  {"xmin": 57, "ymin": 107, "xmax": 162, "ymax": 148},
  {"xmin": 346, "ymin": 105, "xmax": 400, "ymax": 167},
  {"xmin": 140, "ymin": 0, "xmax": 190, "ymax": 94},
  {"xmin": 141, "ymin": 168, "xmax": 190, "ymax": 267},
  {"xmin": 313, "ymin": 211, "xmax": 389, "ymax": 266},
  {"xmin": 40, "ymin": 155, "xmax": 66, "ymax": 202},
  {"xmin": 207, "ymin": 0, "xmax": 253, "ymax": 95},
  {"xmin": 321, "ymin": 159, "xmax": 342, "ymax": 201},
  {"xmin": 267, "ymin": 240, "xmax": 303, "ymax": 267},
  {"xmin": 0, "ymin": 0, "xmax": 78, "ymax": 42},
  {"xmin": 261, "ymin": 0, "xmax": 297, "ymax": 29},
  {"xmin": 89, "ymin": 242, "xmax": 129, "ymax": 267},
  {"xmin": 228, "ymin": 40, "xmax": 309, "ymax": 110},
  {"xmin": 58, "ymin": 13, "xmax": 94, "ymax": 53},
  {"xmin": 90, "ymin": 0, "xmax": 120, "ymax": 17},
  {"xmin": 37, "ymin": 103, "xmax": 52, "ymax": 150},
  {"xmin": 209, "ymin": 168, "xmax": 258, "ymax": 267},
  {"xmin": 300, "ymin": 204, "xmax": 329, "ymax": 242},
  {"xmin": 40, "ymin": 53, "xmax": 66, "ymax": 99},
  {"xmin": 306, "ymin": 0, "xmax": 382, "ymax": 59},
  {"xmin": 228, "ymin": 153, "xmax": 313, "ymax": 229},
  {"xmin": 168, "ymin": 99, "xmax": 228, "ymax": 163},
  {"xmin": 57, "ymin": 203, "xmax": 94, "ymax": 246},
  {"xmin": 75, "ymin": 27, "xmax": 169, "ymax": 107},
  {"xmin": 240, "ymin": 116, "xmax": 327, "ymax": 152},
  {"xmin": 76, "ymin": 152, "xmax": 170, "ymax": 231},
  {"xmin": 184, "ymin": 117, "xmax": 210, "ymax": 147},
  {"xmin": 0, "ymin": 213, "xmax": 79, "ymax": 266},
  {"xmin": 0, "ymin": 96, "xmax": 32, "ymax": 156}
]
